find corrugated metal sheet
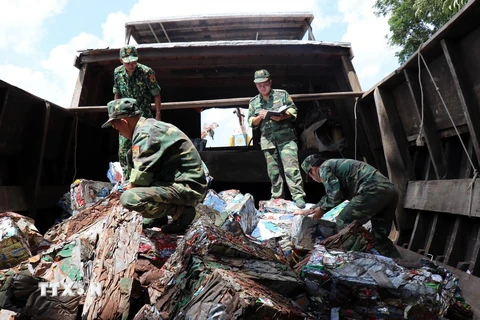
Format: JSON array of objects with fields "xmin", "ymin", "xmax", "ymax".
[{"xmin": 126, "ymin": 12, "xmax": 315, "ymax": 44}]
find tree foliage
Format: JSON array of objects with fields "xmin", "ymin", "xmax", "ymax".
[{"xmin": 374, "ymin": 0, "xmax": 468, "ymax": 63}]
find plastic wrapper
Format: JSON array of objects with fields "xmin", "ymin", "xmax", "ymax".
[
  {"xmin": 322, "ymin": 200, "xmax": 349, "ymax": 222},
  {"xmin": 0, "ymin": 309, "xmax": 16, "ymax": 319},
  {"xmin": 251, "ymin": 218, "xmax": 292, "ymax": 241},
  {"xmin": 0, "ymin": 217, "xmax": 32, "ymax": 269},
  {"xmin": 138, "ymin": 229, "xmax": 178, "ymax": 265},
  {"xmin": 203, "ymin": 189, "xmax": 259, "ymax": 234},
  {"xmin": 70, "ymin": 179, "xmax": 114, "ymax": 212},
  {"xmin": 106, "ymin": 161, "xmax": 124, "ymax": 184},
  {"xmin": 291, "ymin": 215, "xmax": 317, "ymax": 250},
  {"xmin": 220, "ymin": 191, "xmax": 259, "ymax": 235},
  {"xmin": 176, "ymin": 269, "xmax": 306, "ymax": 320},
  {"xmin": 202, "ymin": 190, "xmax": 227, "ymax": 214},
  {"xmin": 259, "ymin": 198, "xmax": 314, "ymax": 215},
  {"xmin": 251, "ymin": 211, "xmax": 293, "ymax": 241},
  {"xmin": 201, "ymin": 161, "xmax": 213, "ymax": 186}
]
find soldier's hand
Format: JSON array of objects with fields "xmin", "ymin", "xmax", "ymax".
[
  {"xmin": 258, "ymin": 109, "xmax": 268, "ymax": 119},
  {"xmin": 312, "ymin": 207, "xmax": 325, "ymax": 220},
  {"xmin": 270, "ymin": 111, "xmax": 291, "ymax": 122},
  {"xmin": 293, "ymin": 209, "xmax": 311, "ymax": 216},
  {"xmin": 123, "ymin": 183, "xmax": 134, "ymax": 190}
]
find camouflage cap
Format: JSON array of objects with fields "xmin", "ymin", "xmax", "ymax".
[
  {"xmin": 120, "ymin": 45, "xmax": 138, "ymax": 63},
  {"xmin": 253, "ymin": 69, "xmax": 271, "ymax": 83},
  {"xmin": 101, "ymin": 98, "xmax": 142, "ymax": 128},
  {"xmin": 301, "ymin": 154, "xmax": 325, "ymax": 174}
]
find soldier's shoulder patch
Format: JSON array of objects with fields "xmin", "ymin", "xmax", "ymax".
[{"xmin": 132, "ymin": 145, "xmax": 140, "ymax": 158}]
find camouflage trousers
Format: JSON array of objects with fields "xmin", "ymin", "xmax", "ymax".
[
  {"xmin": 263, "ymin": 140, "xmax": 305, "ymax": 200},
  {"xmin": 120, "ymin": 182, "xmax": 203, "ymax": 220},
  {"xmin": 336, "ymin": 182, "xmax": 400, "ymax": 258},
  {"xmin": 118, "ymin": 135, "xmax": 131, "ymax": 180}
]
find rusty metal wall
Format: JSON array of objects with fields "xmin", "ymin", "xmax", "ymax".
[{"xmin": 358, "ymin": 0, "xmax": 480, "ymax": 279}]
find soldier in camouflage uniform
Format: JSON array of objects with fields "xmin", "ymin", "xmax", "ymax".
[
  {"xmin": 297, "ymin": 155, "xmax": 400, "ymax": 258},
  {"xmin": 113, "ymin": 45, "xmax": 162, "ymax": 180},
  {"xmin": 102, "ymin": 98, "xmax": 207, "ymax": 234},
  {"xmin": 248, "ymin": 69, "xmax": 306, "ymax": 208}
]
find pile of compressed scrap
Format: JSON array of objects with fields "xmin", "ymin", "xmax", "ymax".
[
  {"xmin": 135, "ymin": 214, "xmax": 306, "ymax": 319},
  {"xmin": 298, "ymin": 244, "xmax": 473, "ymax": 319},
  {"xmin": 0, "ymin": 184, "xmax": 475, "ymax": 320}
]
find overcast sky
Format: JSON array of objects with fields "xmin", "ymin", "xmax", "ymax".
[{"xmin": 1, "ymin": 0, "xmax": 399, "ymax": 147}]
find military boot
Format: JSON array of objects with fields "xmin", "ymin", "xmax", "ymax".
[
  {"xmin": 143, "ymin": 216, "xmax": 168, "ymax": 228},
  {"xmin": 295, "ymin": 197, "xmax": 306, "ymax": 209},
  {"xmin": 161, "ymin": 206, "xmax": 196, "ymax": 234}
]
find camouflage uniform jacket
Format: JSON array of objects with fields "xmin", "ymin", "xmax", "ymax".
[
  {"xmin": 113, "ymin": 63, "xmax": 161, "ymax": 118},
  {"xmin": 129, "ymin": 117, "xmax": 207, "ymax": 195},
  {"xmin": 248, "ymin": 89, "xmax": 298, "ymax": 150},
  {"xmin": 313, "ymin": 159, "xmax": 393, "ymax": 211}
]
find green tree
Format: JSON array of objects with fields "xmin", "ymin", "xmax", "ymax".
[{"xmin": 374, "ymin": 0, "xmax": 468, "ymax": 63}]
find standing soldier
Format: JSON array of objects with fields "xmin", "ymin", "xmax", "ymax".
[
  {"xmin": 113, "ymin": 45, "xmax": 162, "ymax": 180},
  {"xmin": 295, "ymin": 155, "xmax": 401, "ymax": 258},
  {"xmin": 248, "ymin": 69, "xmax": 306, "ymax": 208},
  {"xmin": 102, "ymin": 98, "xmax": 207, "ymax": 233}
]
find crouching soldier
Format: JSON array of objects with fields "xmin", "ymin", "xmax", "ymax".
[
  {"xmin": 295, "ymin": 155, "xmax": 400, "ymax": 258},
  {"xmin": 102, "ymin": 98, "xmax": 207, "ymax": 233}
]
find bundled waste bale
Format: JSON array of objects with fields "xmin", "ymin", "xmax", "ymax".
[
  {"xmin": 251, "ymin": 213, "xmax": 293, "ymax": 241},
  {"xmin": 44, "ymin": 193, "xmax": 120, "ymax": 244},
  {"xmin": 0, "ymin": 260, "xmax": 81, "ymax": 320},
  {"xmin": 146, "ymin": 219, "xmax": 304, "ymax": 319},
  {"xmin": 81, "ymin": 202, "xmax": 142, "ymax": 320},
  {"xmin": 195, "ymin": 203, "xmax": 228, "ymax": 227},
  {"xmin": 259, "ymin": 198, "xmax": 314, "ymax": 215},
  {"xmin": 0, "ymin": 193, "xmax": 144, "ymax": 320},
  {"xmin": 0, "ymin": 212, "xmax": 47, "ymax": 255},
  {"xmin": 0, "ymin": 264, "xmax": 36, "ymax": 312},
  {"xmin": 320, "ymin": 220, "xmax": 374, "ymax": 252},
  {"xmin": 70, "ymin": 179, "xmax": 114, "ymax": 213},
  {"xmin": 301, "ymin": 245, "xmax": 470, "ymax": 319},
  {"xmin": 0, "ymin": 216, "xmax": 32, "ymax": 269},
  {"xmin": 291, "ymin": 215, "xmax": 318, "ymax": 250},
  {"xmin": 175, "ymin": 269, "xmax": 306, "ymax": 320},
  {"xmin": 203, "ymin": 189, "xmax": 259, "ymax": 235}
]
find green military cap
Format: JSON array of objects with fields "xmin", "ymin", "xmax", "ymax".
[
  {"xmin": 253, "ymin": 69, "xmax": 271, "ymax": 83},
  {"xmin": 120, "ymin": 45, "xmax": 138, "ymax": 63},
  {"xmin": 101, "ymin": 98, "xmax": 142, "ymax": 128},
  {"xmin": 301, "ymin": 154, "xmax": 325, "ymax": 174}
]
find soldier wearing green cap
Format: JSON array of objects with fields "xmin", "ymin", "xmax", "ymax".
[
  {"xmin": 113, "ymin": 45, "xmax": 162, "ymax": 180},
  {"xmin": 102, "ymin": 98, "xmax": 207, "ymax": 234},
  {"xmin": 296, "ymin": 154, "xmax": 400, "ymax": 258},
  {"xmin": 248, "ymin": 69, "xmax": 306, "ymax": 208}
]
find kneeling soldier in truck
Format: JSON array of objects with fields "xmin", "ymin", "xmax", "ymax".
[
  {"xmin": 102, "ymin": 98, "xmax": 207, "ymax": 233},
  {"xmin": 295, "ymin": 155, "xmax": 401, "ymax": 258}
]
